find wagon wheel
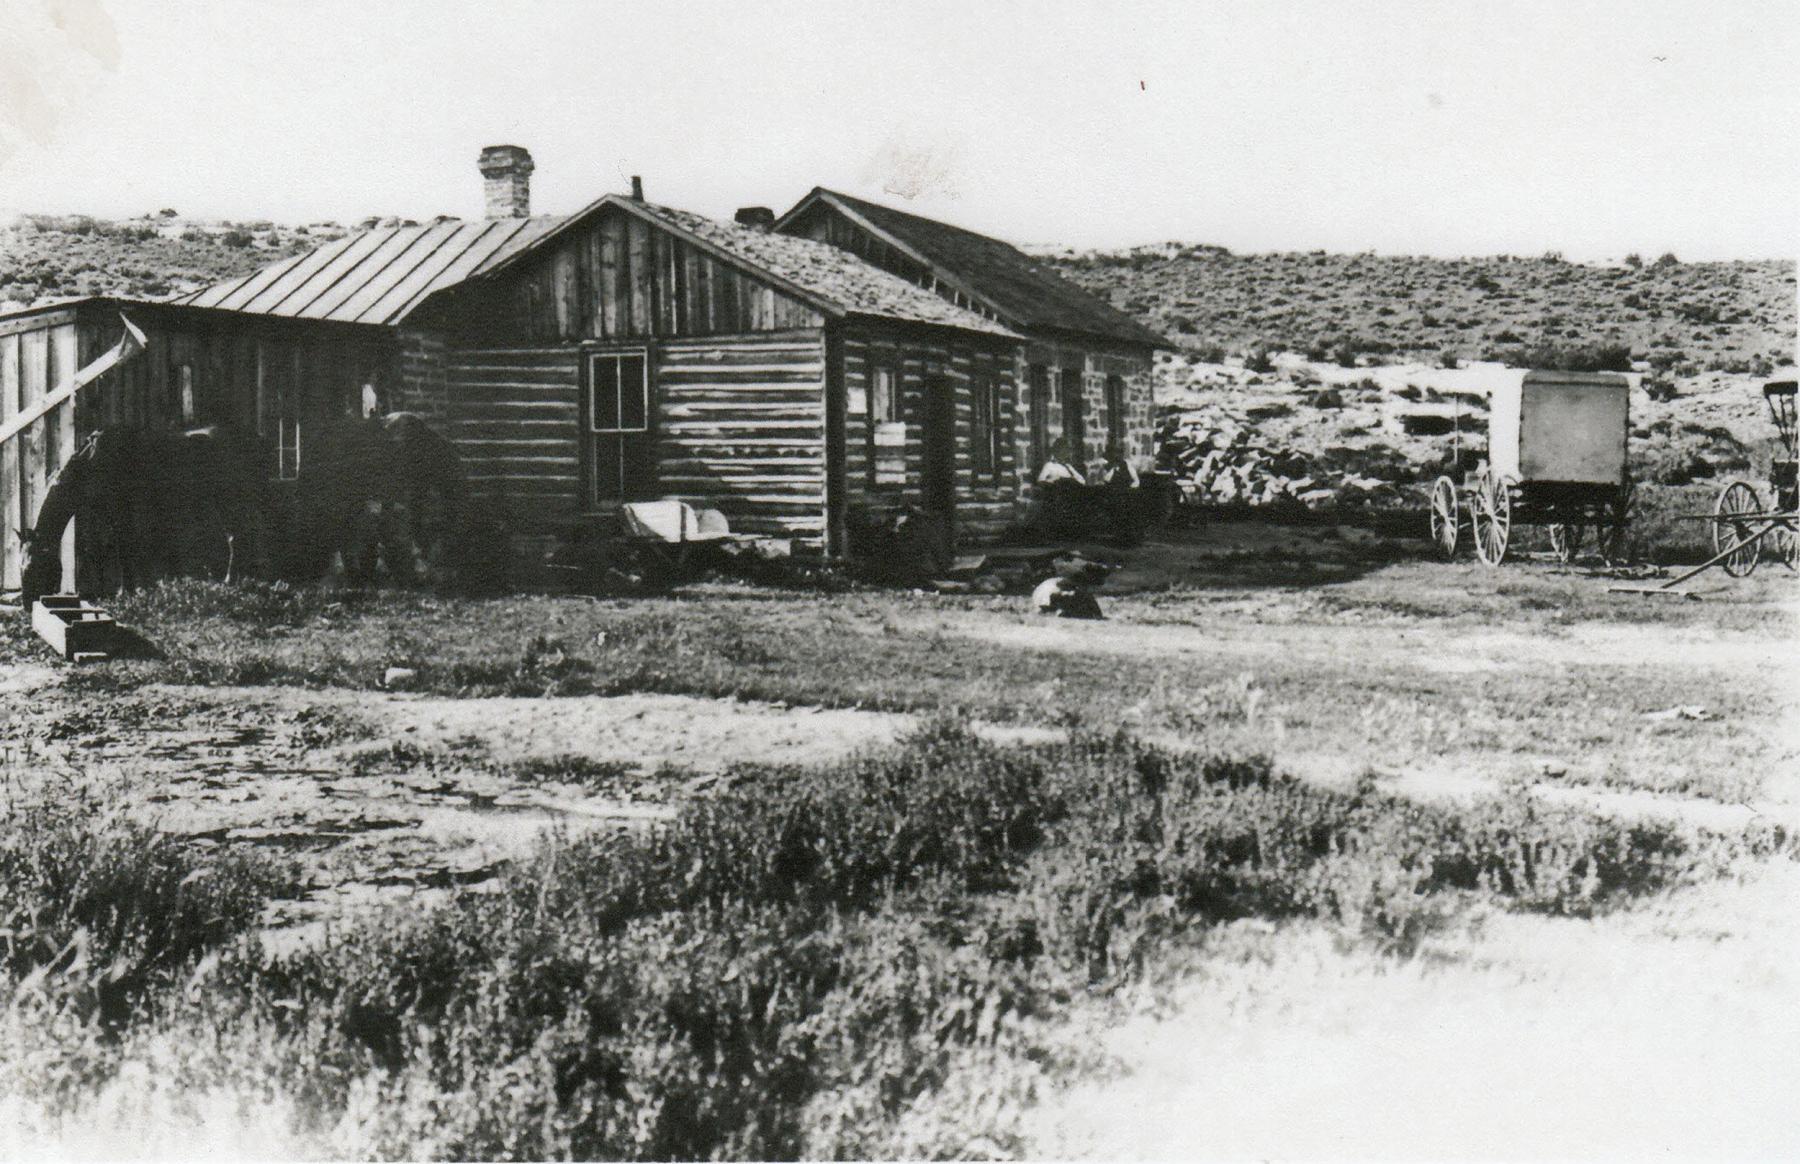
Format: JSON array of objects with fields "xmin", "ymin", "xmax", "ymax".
[
  {"xmin": 1775, "ymin": 517, "xmax": 1800, "ymax": 571},
  {"xmin": 1428, "ymin": 476, "xmax": 1459, "ymax": 559},
  {"xmin": 1713, "ymin": 479, "xmax": 1763, "ymax": 578},
  {"xmin": 1548, "ymin": 523, "xmax": 1584, "ymax": 564},
  {"xmin": 1472, "ymin": 471, "xmax": 1511, "ymax": 566},
  {"xmin": 1596, "ymin": 482, "xmax": 1633, "ymax": 566}
]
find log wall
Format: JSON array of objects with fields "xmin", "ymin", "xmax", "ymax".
[
  {"xmin": 837, "ymin": 320, "xmax": 1020, "ymax": 546},
  {"xmin": 437, "ymin": 331, "xmax": 827, "ymax": 540}
]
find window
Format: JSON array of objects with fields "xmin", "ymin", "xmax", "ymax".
[
  {"xmin": 1027, "ymin": 364, "xmax": 1051, "ymax": 470},
  {"xmin": 275, "ymin": 417, "xmax": 301, "ymax": 480},
  {"xmin": 971, "ymin": 374, "xmax": 1003, "ymax": 485},
  {"xmin": 1061, "ymin": 367, "xmax": 1086, "ymax": 463},
  {"xmin": 258, "ymin": 342, "xmax": 300, "ymax": 480},
  {"xmin": 1105, "ymin": 374, "xmax": 1127, "ymax": 453},
  {"xmin": 176, "ymin": 364, "xmax": 195, "ymax": 425},
  {"xmin": 588, "ymin": 350, "xmax": 649, "ymax": 433},
  {"xmin": 867, "ymin": 350, "xmax": 905, "ymax": 488},
  {"xmin": 585, "ymin": 348, "xmax": 653, "ymax": 507}
]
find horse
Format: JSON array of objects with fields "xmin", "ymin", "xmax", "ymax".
[
  {"xmin": 18, "ymin": 412, "xmax": 482, "ymax": 604},
  {"xmin": 283, "ymin": 411, "xmax": 472, "ymax": 586},
  {"xmin": 19, "ymin": 425, "xmax": 269, "ymax": 605}
]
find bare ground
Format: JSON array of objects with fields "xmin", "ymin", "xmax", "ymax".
[{"xmin": 0, "ymin": 522, "xmax": 1793, "ymax": 1155}]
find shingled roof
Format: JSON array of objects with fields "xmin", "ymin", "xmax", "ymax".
[
  {"xmin": 585, "ymin": 199, "xmax": 1015, "ymax": 337},
  {"xmin": 177, "ymin": 196, "xmax": 1016, "ymax": 338},
  {"xmin": 775, "ymin": 188, "xmax": 1168, "ymax": 350}
]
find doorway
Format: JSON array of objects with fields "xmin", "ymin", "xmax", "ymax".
[{"xmin": 921, "ymin": 374, "xmax": 957, "ymax": 537}]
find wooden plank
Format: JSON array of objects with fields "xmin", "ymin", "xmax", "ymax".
[
  {"xmin": 447, "ymin": 347, "xmax": 583, "ymax": 360},
  {"xmin": 1, "ymin": 332, "xmax": 18, "ymax": 589},
  {"xmin": 601, "ymin": 214, "xmax": 624, "ymax": 340},
  {"xmin": 625, "ymin": 216, "xmax": 649, "ymax": 336},
  {"xmin": 18, "ymin": 329, "xmax": 46, "ymax": 539},
  {"xmin": 0, "ymin": 308, "xmax": 79, "ymax": 341}
]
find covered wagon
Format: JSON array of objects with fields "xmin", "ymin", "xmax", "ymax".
[{"xmin": 1430, "ymin": 370, "xmax": 1631, "ymax": 565}]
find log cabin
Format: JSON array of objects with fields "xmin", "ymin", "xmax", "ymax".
[
  {"xmin": 0, "ymin": 147, "xmax": 1166, "ymax": 589},
  {"xmin": 772, "ymin": 187, "xmax": 1168, "ymax": 503}
]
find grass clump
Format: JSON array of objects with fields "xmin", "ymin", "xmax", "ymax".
[
  {"xmin": 0, "ymin": 785, "xmax": 298, "ymax": 1113},
  {"xmin": 33, "ymin": 725, "xmax": 1766, "ymax": 1158}
]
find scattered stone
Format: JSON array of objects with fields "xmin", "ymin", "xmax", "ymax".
[
  {"xmin": 382, "ymin": 666, "xmax": 418, "ymax": 690},
  {"xmin": 1642, "ymin": 705, "xmax": 1721, "ymax": 722}
]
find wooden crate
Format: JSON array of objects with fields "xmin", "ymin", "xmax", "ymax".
[{"xmin": 31, "ymin": 593, "xmax": 119, "ymax": 661}]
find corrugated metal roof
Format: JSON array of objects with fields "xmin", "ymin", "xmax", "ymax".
[{"xmin": 176, "ymin": 217, "xmax": 564, "ymax": 325}]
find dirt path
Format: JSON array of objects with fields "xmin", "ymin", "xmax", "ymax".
[
  {"xmin": 1025, "ymin": 860, "xmax": 1800, "ymax": 1160},
  {"xmin": 11, "ymin": 683, "xmax": 913, "ymax": 932}
]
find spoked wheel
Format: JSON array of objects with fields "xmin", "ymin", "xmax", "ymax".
[
  {"xmin": 1429, "ymin": 476, "xmax": 1460, "ymax": 559},
  {"xmin": 1597, "ymin": 482, "xmax": 1633, "ymax": 566},
  {"xmin": 1472, "ymin": 471, "xmax": 1511, "ymax": 566},
  {"xmin": 1713, "ymin": 479, "xmax": 1763, "ymax": 578},
  {"xmin": 1774, "ymin": 517, "xmax": 1800, "ymax": 571},
  {"xmin": 1548, "ymin": 523, "xmax": 1585, "ymax": 564}
]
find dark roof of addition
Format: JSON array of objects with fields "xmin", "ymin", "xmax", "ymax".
[
  {"xmin": 177, "ymin": 196, "xmax": 1017, "ymax": 338},
  {"xmin": 775, "ymin": 187, "xmax": 1169, "ymax": 349},
  {"xmin": 176, "ymin": 217, "xmax": 562, "ymax": 325}
]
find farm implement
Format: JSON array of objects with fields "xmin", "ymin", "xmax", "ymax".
[{"xmin": 1611, "ymin": 379, "xmax": 1798, "ymax": 598}]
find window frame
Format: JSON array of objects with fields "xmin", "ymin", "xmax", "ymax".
[
  {"xmin": 274, "ymin": 416, "xmax": 301, "ymax": 481},
  {"xmin": 1105, "ymin": 373, "xmax": 1127, "ymax": 452},
  {"xmin": 865, "ymin": 348, "xmax": 905, "ymax": 490},
  {"xmin": 587, "ymin": 348, "xmax": 651, "ymax": 435},
  {"xmin": 970, "ymin": 372, "xmax": 1003, "ymax": 486}
]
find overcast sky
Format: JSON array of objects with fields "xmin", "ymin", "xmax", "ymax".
[{"xmin": 0, "ymin": 0, "xmax": 1793, "ymax": 260}]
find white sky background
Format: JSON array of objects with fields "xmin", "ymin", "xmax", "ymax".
[{"xmin": 0, "ymin": 0, "xmax": 1793, "ymax": 260}]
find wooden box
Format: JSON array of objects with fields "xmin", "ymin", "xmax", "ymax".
[{"xmin": 32, "ymin": 594, "xmax": 120, "ymax": 661}]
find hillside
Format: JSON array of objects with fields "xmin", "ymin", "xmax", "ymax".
[
  {"xmin": 0, "ymin": 212, "xmax": 340, "ymax": 310},
  {"xmin": 1046, "ymin": 245, "xmax": 1795, "ymax": 378}
]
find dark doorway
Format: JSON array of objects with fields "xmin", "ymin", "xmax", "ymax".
[
  {"xmin": 1061, "ymin": 366, "xmax": 1086, "ymax": 462},
  {"xmin": 921, "ymin": 374, "xmax": 957, "ymax": 535}
]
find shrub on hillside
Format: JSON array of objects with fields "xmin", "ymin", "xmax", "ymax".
[
  {"xmin": 1516, "ymin": 341, "xmax": 1633, "ymax": 373},
  {"xmin": 219, "ymin": 229, "xmax": 254, "ymax": 248}
]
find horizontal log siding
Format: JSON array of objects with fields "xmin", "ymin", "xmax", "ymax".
[
  {"xmin": 654, "ymin": 334, "xmax": 826, "ymax": 538},
  {"xmin": 443, "ymin": 348, "xmax": 581, "ymax": 530},
  {"xmin": 448, "ymin": 207, "xmax": 827, "ymax": 346},
  {"xmin": 441, "ymin": 334, "xmax": 827, "ymax": 540},
  {"xmin": 838, "ymin": 321, "xmax": 1019, "ymax": 547}
]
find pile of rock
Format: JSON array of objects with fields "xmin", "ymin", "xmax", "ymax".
[{"xmin": 1155, "ymin": 415, "xmax": 1406, "ymax": 508}]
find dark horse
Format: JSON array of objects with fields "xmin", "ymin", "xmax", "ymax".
[
  {"xmin": 283, "ymin": 411, "xmax": 470, "ymax": 586},
  {"xmin": 19, "ymin": 424, "xmax": 269, "ymax": 605},
  {"xmin": 20, "ymin": 412, "xmax": 475, "ymax": 604}
]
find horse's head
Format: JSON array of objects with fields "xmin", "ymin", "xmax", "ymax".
[{"xmin": 17, "ymin": 525, "xmax": 59, "ymax": 606}]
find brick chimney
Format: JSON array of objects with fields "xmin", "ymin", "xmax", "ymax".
[
  {"xmin": 734, "ymin": 206, "xmax": 775, "ymax": 231},
  {"xmin": 478, "ymin": 145, "xmax": 533, "ymax": 218}
]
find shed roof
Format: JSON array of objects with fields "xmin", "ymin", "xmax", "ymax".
[
  {"xmin": 774, "ymin": 188, "xmax": 1169, "ymax": 350},
  {"xmin": 176, "ymin": 217, "xmax": 561, "ymax": 325},
  {"xmin": 178, "ymin": 196, "xmax": 1016, "ymax": 339}
]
